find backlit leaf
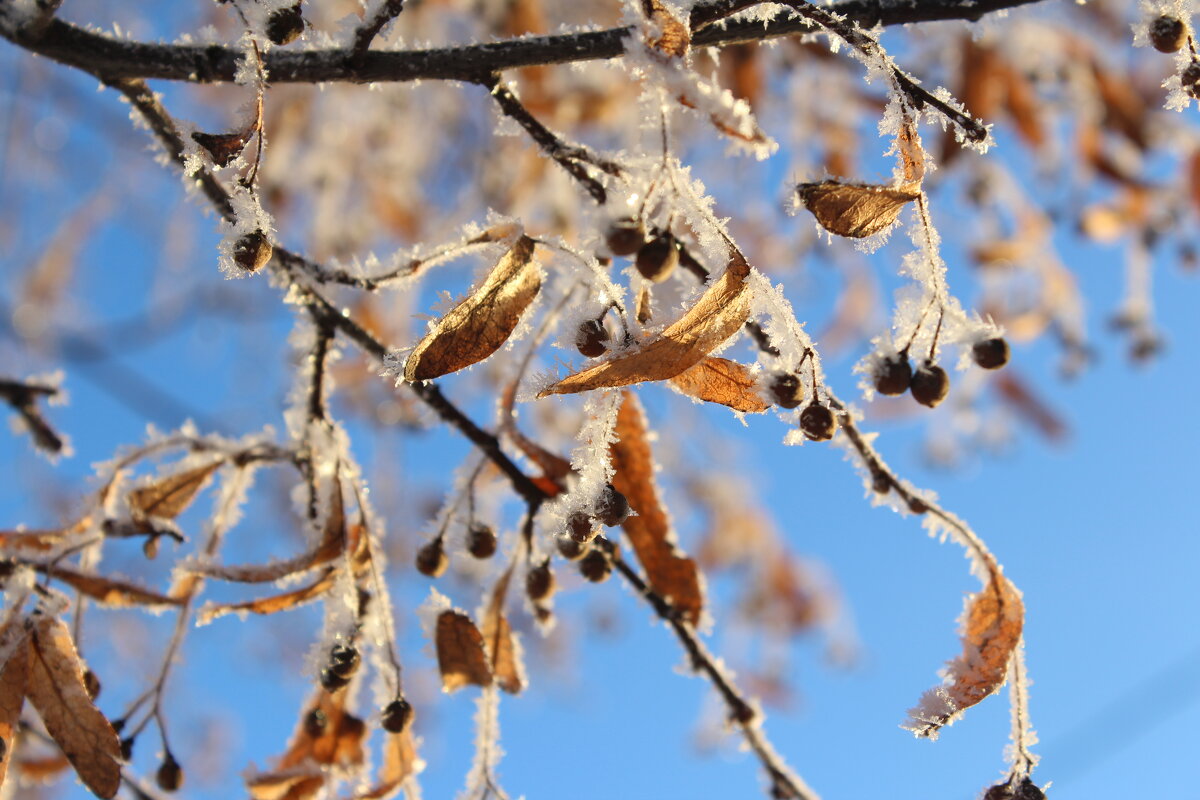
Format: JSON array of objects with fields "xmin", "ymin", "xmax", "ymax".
[
  {"xmin": 481, "ymin": 567, "xmax": 525, "ymax": 694},
  {"xmin": 128, "ymin": 460, "xmax": 222, "ymax": 520},
  {"xmin": 196, "ymin": 567, "xmax": 337, "ymax": 625},
  {"xmin": 43, "ymin": 565, "xmax": 183, "ymax": 609},
  {"xmin": 668, "ymin": 357, "xmax": 768, "ymax": 413},
  {"xmin": 435, "ymin": 611, "xmax": 492, "ymax": 692},
  {"xmin": 0, "ymin": 630, "xmax": 29, "ymax": 788},
  {"xmin": 797, "ymin": 181, "xmax": 919, "ymax": 239}
]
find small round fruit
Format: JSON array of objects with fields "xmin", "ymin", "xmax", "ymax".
[
  {"xmin": 566, "ymin": 511, "xmax": 595, "ymax": 544},
  {"xmin": 770, "ymin": 374, "xmax": 803, "ymax": 409},
  {"xmin": 232, "ymin": 230, "xmax": 273, "ymax": 272},
  {"xmin": 873, "ymin": 354, "xmax": 912, "ymax": 396},
  {"xmin": 972, "ymin": 337, "xmax": 1010, "ymax": 370},
  {"xmin": 381, "ymin": 698, "xmax": 414, "ymax": 734},
  {"xmin": 555, "ymin": 535, "xmax": 587, "ymax": 560},
  {"xmin": 329, "ymin": 644, "xmax": 360, "ymax": 678},
  {"xmin": 579, "ymin": 549, "xmax": 612, "ymax": 583},
  {"xmin": 466, "ymin": 523, "xmax": 497, "ymax": 559},
  {"xmin": 120, "ymin": 737, "xmax": 135, "ymax": 761},
  {"xmin": 415, "ymin": 538, "xmax": 448, "ymax": 578},
  {"xmin": 635, "ymin": 233, "xmax": 680, "ymax": 282},
  {"xmin": 575, "ymin": 319, "xmax": 610, "ymax": 358},
  {"xmin": 156, "ymin": 754, "xmax": 183, "ymax": 792},
  {"xmin": 910, "ymin": 361, "xmax": 950, "ymax": 408},
  {"xmin": 799, "ymin": 403, "xmax": 837, "ymax": 442},
  {"xmin": 266, "ymin": 3, "xmax": 305, "ymax": 46},
  {"xmin": 320, "ymin": 667, "xmax": 351, "ymax": 691},
  {"xmin": 595, "ymin": 484, "xmax": 630, "ymax": 527},
  {"xmin": 1183, "ymin": 60, "xmax": 1200, "ymax": 98},
  {"xmin": 1150, "ymin": 14, "xmax": 1187, "ymax": 53},
  {"xmin": 605, "ymin": 217, "xmax": 646, "ymax": 256},
  {"xmin": 526, "ymin": 561, "xmax": 556, "ymax": 602}
]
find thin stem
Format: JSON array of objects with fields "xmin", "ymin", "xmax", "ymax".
[{"xmin": 351, "ymin": 0, "xmax": 406, "ymax": 67}]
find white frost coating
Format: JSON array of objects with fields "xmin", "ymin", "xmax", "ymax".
[
  {"xmin": 456, "ymin": 688, "xmax": 507, "ymax": 800},
  {"xmin": 1005, "ymin": 639, "xmax": 1040, "ymax": 776},
  {"xmin": 416, "ymin": 587, "xmax": 453, "ymax": 645},
  {"xmin": 216, "ymin": 185, "xmax": 276, "ymax": 278}
]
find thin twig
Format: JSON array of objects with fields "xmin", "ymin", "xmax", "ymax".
[{"xmin": 351, "ymin": 0, "xmax": 405, "ymax": 67}]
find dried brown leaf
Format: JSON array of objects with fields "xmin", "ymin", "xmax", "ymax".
[
  {"xmin": 667, "ymin": 357, "xmax": 768, "ymax": 413},
  {"xmin": 274, "ymin": 690, "xmax": 366, "ymax": 772},
  {"xmin": 43, "ymin": 565, "xmax": 182, "ymax": 609},
  {"xmin": 797, "ymin": 181, "xmax": 919, "ymax": 239},
  {"xmin": 247, "ymin": 769, "xmax": 325, "ymax": 800},
  {"xmin": 403, "ymin": 235, "xmax": 540, "ymax": 382},
  {"xmin": 481, "ymin": 568, "xmax": 525, "ymax": 694},
  {"xmin": 0, "ymin": 633, "xmax": 29, "ymax": 788},
  {"xmin": 197, "ymin": 567, "xmax": 337, "ymax": 625},
  {"xmin": 435, "ymin": 611, "xmax": 492, "ymax": 692},
  {"xmin": 24, "ymin": 617, "xmax": 121, "ymax": 799},
  {"xmin": 642, "ymin": 0, "xmax": 689, "ymax": 57},
  {"xmin": 906, "ymin": 573, "xmax": 1024, "ymax": 738},
  {"xmin": 539, "ymin": 256, "xmax": 750, "ymax": 397},
  {"xmin": 128, "ymin": 460, "xmax": 222, "ymax": 520},
  {"xmin": 357, "ymin": 729, "xmax": 422, "ymax": 799},
  {"xmin": 610, "ymin": 392, "xmax": 704, "ymax": 626},
  {"xmin": 192, "ymin": 129, "xmax": 255, "ymax": 167},
  {"xmin": 0, "ymin": 529, "xmax": 63, "ymax": 553}
]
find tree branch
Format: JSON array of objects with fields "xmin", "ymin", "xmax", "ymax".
[{"xmin": 0, "ymin": 0, "xmax": 1051, "ymax": 85}]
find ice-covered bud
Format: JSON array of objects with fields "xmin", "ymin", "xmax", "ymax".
[
  {"xmin": 566, "ymin": 511, "xmax": 595, "ymax": 544},
  {"xmin": 233, "ymin": 230, "xmax": 273, "ymax": 273},
  {"xmin": 595, "ymin": 483, "xmax": 630, "ymax": 527}
]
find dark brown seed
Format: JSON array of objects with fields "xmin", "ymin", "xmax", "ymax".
[
  {"xmin": 320, "ymin": 667, "xmax": 352, "ymax": 691},
  {"xmin": 579, "ymin": 549, "xmax": 612, "ymax": 583},
  {"xmin": 1184, "ymin": 60, "xmax": 1200, "ymax": 98},
  {"xmin": 799, "ymin": 402, "xmax": 837, "ymax": 442},
  {"xmin": 381, "ymin": 698, "xmax": 414, "ymax": 734},
  {"xmin": 567, "ymin": 511, "xmax": 595, "ymax": 544},
  {"xmin": 120, "ymin": 737, "xmax": 135, "ymax": 761},
  {"xmin": 605, "ymin": 217, "xmax": 646, "ymax": 256},
  {"xmin": 972, "ymin": 338, "xmax": 1010, "ymax": 370},
  {"xmin": 910, "ymin": 361, "xmax": 950, "ymax": 408},
  {"xmin": 266, "ymin": 3, "xmax": 305, "ymax": 46},
  {"xmin": 555, "ymin": 535, "xmax": 588, "ymax": 560},
  {"xmin": 526, "ymin": 561, "xmax": 556, "ymax": 602},
  {"xmin": 156, "ymin": 754, "xmax": 183, "ymax": 792},
  {"xmin": 730, "ymin": 698, "xmax": 757, "ymax": 725},
  {"xmin": 1150, "ymin": 14, "xmax": 1187, "ymax": 53},
  {"xmin": 770, "ymin": 374, "xmax": 804, "ymax": 409},
  {"xmin": 83, "ymin": 669, "xmax": 101, "ymax": 700},
  {"xmin": 871, "ymin": 470, "xmax": 891, "ymax": 494},
  {"xmin": 304, "ymin": 708, "xmax": 328, "ymax": 737},
  {"xmin": 415, "ymin": 538, "xmax": 448, "ymax": 578},
  {"xmin": 982, "ymin": 777, "xmax": 1046, "ymax": 800},
  {"xmin": 595, "ymin": 484, "xmax": 630, "ymax": 527},
  {"xmin": 873, "ymin": 354, "xmax": 912, "ymax": 395},
  {"xmin": 907, "ymin": 496, "xmax": 929, "ymax": 515},
  {"xmin": 635, "ymin": 233, "xmax": 680, "ymax": 282},
  {"xmin": 233, "ymin": 230, "xmax": 273, "ymax": 272},
  {"xmin": 575, "ymin": 319, "xmax": 610, "ymax": 358},
  {"xmin": 329, "ymin": 644, "xmax": 359, "ymax": 677},
  {"xmin": 466, "ymin": 523, "xmax": 497, "ymax": 559}
]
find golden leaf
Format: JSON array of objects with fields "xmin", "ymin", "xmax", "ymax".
[
  {"xmin": 609, "ymin": 392, "xmax": 704, "ymax": 626},
  {"xmin": 0, "ymin": 633, "xmax": 29, "ymax": 788},
  {"xmin": 128, "ymin": 460, "xmax": 222, "ymax": 520},
  {"xmin": 24, "ymin": 617, "xmax": 121, "ymax": 799},
  {"xmin": 435, "ymin": 611, "xmax": 493, "ymax": 692},
  {"xmin": 357, "ymin": 729, "xmax": 422, "ymax": 799},
  {"xmin": 42, "ymin": 565, "xmax": 182, "ymax": 609},
  {"xmin": 247, "ymin": 769, "xmax": 325, "ymax": 800},
  {"xmin": 907, "ymin": 573, "xmax": 1024, "ymax": 738},
  {"xmin": 403, "ymin": 235, "xmax": 540, "ymax": 382},
  {"xmin": 642, "ymin": 0, "xmax": 689, "ymax": 57},
  {"xmin": 197, "ymin": 567, "xmax": 337, "ymax": 625},
  {"xmin": 797, "ymin": 181, "xmax": 919, "ymax": 239},
  {"xmin": 668, "ymin": 357, "xmax": 768, "ymax": 413},
  {"xmin": 539, "ymin": 255, "xmax": 750, "ymax": 397},
  {"xmin": 269, "ymin": 690, "xmax": 366, "ymax": 774},
  {"xmin": 0, "ymin": 529, "xmax": 63, "ymax": 553},
  {"xmin": 481, "ymin": 568, "xmax": 525, "ymax": 694}
]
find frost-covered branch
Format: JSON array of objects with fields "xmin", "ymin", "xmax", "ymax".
[{"xmin": 0, "ymin": 376, "xmax": 66, "ymax": 454}]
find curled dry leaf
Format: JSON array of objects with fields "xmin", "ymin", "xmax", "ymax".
[
  {"xmin": 403, "ymin": 235, "xmax": 540, "ymax": 382},
  {"xmin": 668, "ymin": 357, "xmax": 769, "ymax": 413},
  {"xmin": 642, "ymin": 0, "xmax": 689, "ymax": 58},
  {"xmin": 42, "ymin": 565, "xmax": 183, "ymax": 609},
  {"xmin": 357, "ymin": 728, "xmax": 423, "ymax": 799},
  {"xmin": 435, "ymin": 610, "xmax": 493, "ymax": 692},
  {"xmin": 192, "ymin": 128, "xmax": 255, "ymax": 167},
  {"xmin": 247, "ymin": 769, "xmax": 325, "ymax": 800},
  {"xmin": 539, "ymin": 255, "xmax": 751, "ymax": 397},
  {"xmin": 128, "ymin": 460, "xmax": 223, "ymax": 520},
  {"xmin": 196, "ymin": 567, "xmax": 337, "ymax": 625},
  {"xmin": 481, "ymin": 567, "xmax": 525, "ymax": 694},
  {"xmin": 0, "ymin": 630, "xmax": 29, "ymax": 788},
  {"xmin": 797, "ymin": 181, "xmax": 920, "ymax": 239},
  {"xmin": 905, "ymin": 572, "xmax": 1024, "ymax": 739},
  {"xmin": 24, "ymin": 617, "xmax": 121, "ymax": 799},
  {"xmin": 609, "ymin": 391, "xmax": 704, "ymax": 626}
]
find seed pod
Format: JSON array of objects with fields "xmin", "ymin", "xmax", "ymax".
[
  {"xmin": 799, "ymin": 402, "xmax": 837, "ymax": 442},
  {"xmin": 910, "ymin": 361, "xmax": 950, "ymax": 408},
  {"xmin": 770, "ymin": 374, "xmax": 804, "ymax": 409},
  {"xmin": 266, "ymin": 2, "xmax": 305, "ymax": 46},
  {"xmin": 873, "ymin": 354, "xmax": 912, "ymax": 396},
  {"xmin": 907, "ymin": 495, "xmax": 930, "ymax": 515},
  {"xmin": 605, "ymin": 217, "xmax": 646, "ymax": 256},
  {"xmin": 83, "ymin": 669, "xmax": 101, "ymax": 700},
  {"xmin": 579, "ymin": 548, "xmax": 612, "ymax": 583},
  {"xmin": 415, "ymin": 538, "xmax": 448, "ymax": 578},
  {"xmin": 304, "ymin": 708, "xmax": 328, "ymax": 738},
  {"xmin": 156, "ymin": 754, "xmax": 183, "ymax": 792},
  {"xmin": 1150, "ymin": 14, "xmax": 1187, "ymax": 53},
  {"xmin": 381, "ymin": 698, "xmax": 414, "ymax": 734},
  {"xmin": 971, "ymin": 337, "xmax": 1010, "ymax": 370},
  {"xmin": 982, "ymin": 777, "xmax": 1046, "ymax": 800},
  {"xmin": 466, "ymin": 523, "xmax": 497, "ymax": 559},
  {"xmin": 320, "ymin": 666, "xmax": 352, "ymax": 691},
  {"xmin": 1183, "ymin": 59, "xmax": 1200, "ymax": 98},
  {"xmin": 142, "ymin": 536, "xmax": 160, "ymax": 560},
  {"xmin": 233, "ymin": 230, "xmax": 273, "ymax": 273},
  {"xmin": 526, "ymin": 560, "xmax": 556, "ymax": 602},
  {"xmin": 636, "ymin": 233, "xmax": 680, "ymax": 282},
  {"xmin": 595, "ymin": 484, "xmax": 630, "ymax": 527},
  {"xmin": 329, "ymin": 644, "xmax": 360, "ymax": 678},
  {"xmin": 575, "ymin": 319, "xmax": 610, "ymax": 358},
  {"xmin": 566, "ymin": 511, "xmax": 595, "ymax": 544},
  {"xmin": 555, "ymin": 535, "xmax": 588, "ymax": 560}
]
